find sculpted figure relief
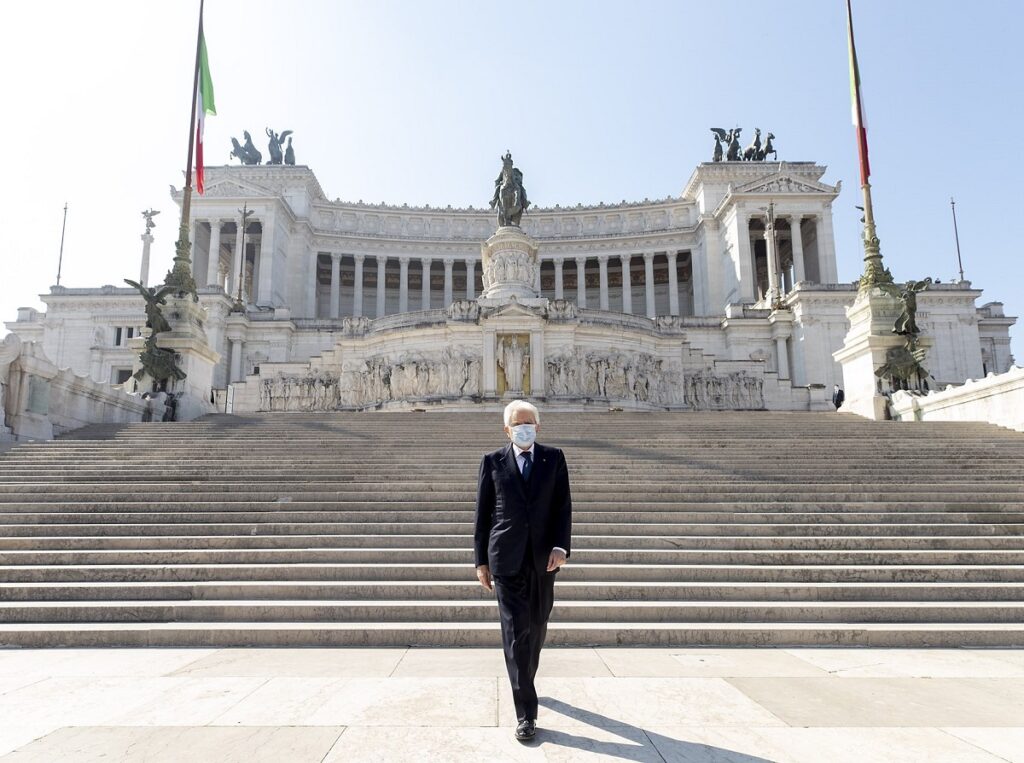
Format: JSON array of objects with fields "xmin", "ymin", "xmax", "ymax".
[
  {"xmin": 258, "ymin": 348, "xmax": 484, "ymax": 411},
  {"xmin": 684, "ymin": 371, "xmax": 764, "ymax": 410},
  {"xmin": 545, "ymin": 350, "xmax": 678, "ymax": 405},
  {"xmin": 498, "ymin": 336, "xmax": 529, "ymax": 394}
]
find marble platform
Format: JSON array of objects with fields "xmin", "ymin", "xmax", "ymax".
[{"xmin": 1, "ymin": 647, "xmax": 1023, "ymax": 761}]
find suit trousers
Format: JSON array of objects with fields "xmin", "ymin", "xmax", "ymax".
[{"xmin": 493, "ymin": 553, "xmax": 556, "ymax": 722}]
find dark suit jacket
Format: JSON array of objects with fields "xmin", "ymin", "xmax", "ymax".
[
  {"xmin": 833, "ymin": 388, "xmax": 845, "ymax": 408},
  {"xmin": 474, "ymin": 442, "xmax": 573, "ymax": 576}
]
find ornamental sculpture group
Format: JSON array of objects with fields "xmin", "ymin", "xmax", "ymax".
[
  {"xmin": 709, "ymin": 127, "xmax": 778, "ymax": 162},
  {"xmin": 876, "ymin": 278, "xmax": 934, "ymax": 392},
  {"xmin": 230, "ymin": 128, "xmax": 296, "ymax": 165}
]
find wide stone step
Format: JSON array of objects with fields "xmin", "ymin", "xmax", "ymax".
[
  {"xmin": 5, "ymin": 580, "xmax": 1024, "ymax": 602},
  {"xmin": 5, "ymin": 563, "xmax": 1024, "ymax": 584},
  {"xmin": 3, "ymin": 599, "xmax": 1024, "ymax": 624},
  {"xmin": 5, "ymin": 533, "xmax": 1023, "ymax": 552},
  {"xmin": 2, "ymin": 621, "xmax": 1023, "ymax": 648},
  {"xmin": 3, "ymin": 521, "xmax": 1020, "ymax": 538},
  {"xmin": 6, "ymin": 546, "xmax": 1024, "ymax": 566}
]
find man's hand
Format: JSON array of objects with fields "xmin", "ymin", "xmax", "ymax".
[
  {"xmin": 546, "ymin": 549, "xmax": 567, "ymax": 572},
  {"xmin": 476, "ymin": 564, "xmax": 493, "ymax": 592}
]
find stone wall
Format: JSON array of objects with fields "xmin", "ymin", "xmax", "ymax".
[
  {"xmin": 890, "ymin": 366, "xmax": 1024, "ymax": 432},
  {"xmin": 0, "ymin": 336, "xmax": 145, "ymax": 441}
]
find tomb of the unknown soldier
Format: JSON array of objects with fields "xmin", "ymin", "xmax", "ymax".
[{"xmin": 2, "ymin": 2, "xmax": 1024, "ymax": 760}]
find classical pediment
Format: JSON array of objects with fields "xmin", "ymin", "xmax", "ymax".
[
  {"xmin": 201, "ymin": 178, "xmax": 275, "ymax": 198},
  {"xmin": 734, "ymin": 173, "xmax": 838, "ymax": 195}
]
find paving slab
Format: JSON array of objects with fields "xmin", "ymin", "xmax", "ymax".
[
  {"xmin": 783, "ymin": 647, "xmax": 1024, "ymax": 677},
  {"xmin": 596, "ymin": 648, "xmax": 828, "ymax": 678},
  {"xmin": 1, "ymin": 647, "xmax": 1022, "ymax": 760},
  {"xmin": 167, "ymin": 647, "xmax": 405, "ymax": 677},
  {"xmin": 727, "ymin": 676, "xmax": 1024, "ymax": 727},
  {"xmin": 1, "ymin": 726, "xmax": 344, "ymax": 763}
]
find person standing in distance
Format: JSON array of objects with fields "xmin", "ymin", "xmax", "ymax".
[
  {"xmin": 474, "ymin": 400, "xmax": 572, "ymax": 742},
  {"xmin": 832, "ymin": 384, "xmax": 845, "ymax": 410}
]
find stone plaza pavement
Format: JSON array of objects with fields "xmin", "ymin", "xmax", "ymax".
[{"xmin": 1, "ymin": 647, "xmax": 1023, "ymax": 762}]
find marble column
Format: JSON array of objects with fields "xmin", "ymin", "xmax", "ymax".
[
  {"xmin": 535, "ymin": 260, "xmax": 542, "ymax": 293},
  {"xmin": 352, "ymin": 255, "xmax": 365, "ymax": 317},
  {"xmin": 465, "ymin": 260, "xmax": 475, "ymax": 300},
  {"xmin": 330, "ymin": 253, "xmax": 341, "ymax": 319},
  {"xmin": 575, "ymin": 257, "xmax": 587, "ymax": 307},
  {"xmin": 376, "ymin": 256, "xmax": 388, "ymax": 318},
  {"xmin": 790, "ymin": 215, "xmax": 806, "ymax": 283},
  {"xmin": 140, "ymin": 233, "xmax": 154, "ymax": 288},
  {"xmin": 230, "ymin": 218, "xmax": 245, "ymax": 299},
  {"xmin": 643, "ymin": 252, "xmax": 656, "ymax": 319},
  {"xmin": 205, "ymin": 221, "xmax": 222, "ymax": 289},
  {"xmin": 553, "ymin": 258, "xmax": 564, "ymax": 300},
  {"xmin": 620, "ymin": 254, "xmax": 633, "ymax": 314},
  {"xmin": 818, "ymin": 210, "xmax": 839, "ymax": 283},
  {"xmin": 399, "ymin": 257, "xmax": 410, "ymax": 313},
  {"xmin": 421, "ymin": 258, "xmax": 432, "ymax": 310},
  {"xmin": 598, "ymin": 256, "xmax": 610, "ymax": 311},
  {"xmin": 443, "ymin": 258, "xmax": 454, "ymax": 306},
  {"xmin": 308, "ymin": 255, "xmax": 319, "ymax": 318},
  {"xmin": 736, "ymin": 212, "xmax": 755, "ymax": 302},
  {"xmin": 252, "ymin": 240, "xmax": 262, "ymax": 303},
  {"xmin": 667, "ymin": 251, "xmax": 680, "ymax": 316}
]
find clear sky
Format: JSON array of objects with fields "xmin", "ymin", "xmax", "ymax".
[{"xmin": 2, "ymin": 0, "xmax": 1021, "ymax": 353}]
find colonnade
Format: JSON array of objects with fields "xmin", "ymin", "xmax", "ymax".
[
  {"xmin": 315, "ymin": 250, "xmax": 692, "ymax": 320},
  {"xmin": 189, "ymin": 217, "xmax": 267, "ymax": 303}
]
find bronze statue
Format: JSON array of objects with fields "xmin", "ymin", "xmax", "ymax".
[
  {"xmin": 230, "ymin": 130, "xmax": 262, "ymax": 165},
  {"xmin": 710, "ymin": 127, "xmax": 777, "ymax": 162},
  {"xmin": 489, "ymin": 151, "xmax": 530, "ymax": 227},
  {"xmin": 875, "ymin": 337, "xmax": 930, "ymax": 390},
  {"xmin": 284, "ymin": 136, "xmax": 295, "ymax": 166},
  {"xmin": 266, "ymin": 128, "xmax": 293, "ymax": 165},
  {"xmin": 743, "ymin": 128, "xmax": 762, "ymax": 161},
  {"xmin": 892, "ymin": 278, "xmax": 932, "ymax": 336},
  {"xmin": 124, "ymin": 279, "xmax": 173, "ymax": 335},
  {"xmin": 710, "ymin": 130, "xmax": 724, "ymax": 162},
  {"xmin": 141, "ymin": 209, "xmax": 160, "ymax": 234},
  {"xmin": 133, "ymin": 336, "xmax": 186, "ymax": 388}
]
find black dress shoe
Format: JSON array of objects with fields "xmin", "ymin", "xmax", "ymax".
[{"xmin": 514, "ymin": 719, "xmax": 536, "ymax": 741}]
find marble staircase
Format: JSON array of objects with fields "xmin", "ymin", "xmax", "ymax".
[{"xmin": 1, "ymin": 412, "xmax": 1023, "ymax": 646}]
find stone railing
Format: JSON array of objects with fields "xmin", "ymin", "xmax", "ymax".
[
  {"xmin": 890, "ymin": 366, "xmax": 1024, "ymax": 432},
  {"xmin": 0, "ymin": 336, "xmax": 145, "ymax": 441}
]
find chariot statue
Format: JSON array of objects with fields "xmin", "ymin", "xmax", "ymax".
[
  {"xmin": 266, "ymin": 128, "xmax": 293, "ymax": 165},
  {"xmin": 230, "ymin": 130, "xmax": 262, "ymax": 165},
  {"xmin": 489, "ymin": 151, "xmax": 530, "ymax": 227}
]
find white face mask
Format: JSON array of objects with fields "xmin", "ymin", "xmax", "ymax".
[{"xmin": 510, "ymin": 424, "xmax": 537, "ymax": 448}]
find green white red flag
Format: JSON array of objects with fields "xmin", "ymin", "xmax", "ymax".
[
  {"xmin": 195, "ymin": 25, "xmax": 216, "ymax": 194},
  {"xmin": 846, "ymin": 0, "xmax": 870, "ymax": 185}
]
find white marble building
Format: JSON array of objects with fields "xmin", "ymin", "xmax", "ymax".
[{"xmin": 6, "ymin": 161, "xmax": 1015, "ymax": 412}]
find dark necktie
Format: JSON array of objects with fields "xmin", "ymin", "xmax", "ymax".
[{"xmin": 521, "ymin": 450, "xmax": 532, "ymax": 481}]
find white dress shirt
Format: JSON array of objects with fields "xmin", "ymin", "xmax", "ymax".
[{"xmin": 513, "ymin": 443, "xmax": 567, "ymax": 559}]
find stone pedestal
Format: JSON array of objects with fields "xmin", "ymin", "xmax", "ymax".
[
  {"xmin": 833, "ymin": 287, "xmax": 906, "ymax": 420},
  {"xmin": 0, "ymin": 334, "xmax": 23, "ymax": 441},
  {"xmin": 132, "ymin": 296, "xmax": 221, "ymax": 421},
  {"xmin": 477, "ymin": 227, "xmax": 547, "ymax": 309}
]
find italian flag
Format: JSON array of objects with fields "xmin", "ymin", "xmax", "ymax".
[
  {"xmin": 846, "ymin": 0, "xmax": 870, "ymax": 185},
  {"xmin": 195, "ymin": 26, "xmax": 216, "ymax": 195}
]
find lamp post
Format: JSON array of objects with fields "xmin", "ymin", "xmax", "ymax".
[{"xmin": 231, "ymin": 203, "xmax": 254, "ymax": 313}]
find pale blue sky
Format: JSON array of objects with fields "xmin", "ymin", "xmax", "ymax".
[{"xmin": 2, "ymin": 0, "xmax": 1021, "ymax": 351}]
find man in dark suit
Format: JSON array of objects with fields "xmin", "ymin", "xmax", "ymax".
[
  {"xmin": 833, "ymin": 384, "xmax": 845, "ymax": 410},
  {"xmin": 474, "ymin": 399, "xmax": 572, "ymax": 742}
]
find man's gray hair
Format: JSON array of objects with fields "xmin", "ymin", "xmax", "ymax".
[{"xmin": 503, "ymin": 399, "xmax": 540, "ymax": 427}]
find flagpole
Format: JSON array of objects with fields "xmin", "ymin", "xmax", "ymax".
[
  {"xmin": 950, "ymin": 197, "xmax": 965, "ymax": 282},
  {"xmin": 56, "ymin": 203, "xmax": 68, "ymax": 286},
  {"xmin": 847, "ymin": 0, "xmax": 892, "ymax": 290},
  {"xmin": 165, "ymin": 0, "xmax": 205, "ymax": 299}
]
